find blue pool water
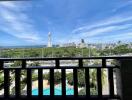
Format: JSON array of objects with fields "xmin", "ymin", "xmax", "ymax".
[{"xmin": 32, "ymin": 87, "xmax": 74, "ymax": 95}]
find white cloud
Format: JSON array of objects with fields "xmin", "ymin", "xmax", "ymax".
[
  {"xmin": 72, "ymin": 23, "xmax": 132, "ymax": 40},
  {"xmin": 88, "ymin": 32, "xmax": 132, "ymax": 43},
  {"xmin": 71, "ymin": 11, "xmax": 132, "ymax": 43},
  {"xmin": 0, "ymin": 1, "xmax": 42, "ymax": 43},
  {"xmin": 0, "ymin": 2, "xmax": 17, "ymax": 8},
  {"xmin": 112, "ymin": 1, "xmax": 132, "ymax": 12},
  {"xmin": 0, "ymin": 1, "xmax": 32, "ymax": 11},
  {"xmin": 81, "ymin": 26, "xmax": 116, "ymax": 37},
  {"xmin": 72, "ymin": 15, "xmax": 132, "ymax": 34}
]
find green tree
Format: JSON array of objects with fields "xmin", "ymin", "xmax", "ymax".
[{"xmin": 43, "ymin": 71, "xmax": 61, "ymax": 84}]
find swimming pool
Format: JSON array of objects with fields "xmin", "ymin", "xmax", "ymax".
[{"xmin": 32, "ymin": 86, "xmax": 74, "ymax": 95}]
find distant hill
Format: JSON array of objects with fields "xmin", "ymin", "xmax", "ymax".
[
  {"xmin": 0, "ymin": 45, "xmax": 59, "ymax": 49},
  {"xmin": 0, "ymin": 45, "xmax": 46, "ymax": 49}
]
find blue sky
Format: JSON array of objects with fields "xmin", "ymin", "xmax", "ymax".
[{"xmin": 0, "ymin": 0, "xmax": 132, "ymax": 46}]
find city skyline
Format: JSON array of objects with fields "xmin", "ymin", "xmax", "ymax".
[{"xmin": 0, "ymin": 0, "xmax": 132, "ymax": 46}]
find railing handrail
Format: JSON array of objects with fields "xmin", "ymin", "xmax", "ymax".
[
  {"xmin": 0, "ymin": 56, "xmax": 131, "ymax": 99},
  {"xmin": 0, "ymin": 56, "xmax": 132, "ymax": 61}
]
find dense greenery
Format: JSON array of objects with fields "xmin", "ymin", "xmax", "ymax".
[
  {"xmin": 66, "ymin": 73, "xmax": 74, "ymax": 85},
  {"xmin": 43, "ymin": 71, "xmax": 62, "ymax": 84},
  {"xmin": 78, "ymin": 69, "xmax": 86, "ymax": 87},
  {"xmin": 99, "ymin": 44, "xmax": 132, "ymax": 56},
  {"xmin": 32, "ymin": 73, "xmax": 38, "ymax": 81},
  {"xmin": 0, "ymin": 47, "xmax": 98, "ymax": 58},
  {"xmin": 66, "ymin": 69, "xmax": 89, "ymax": 87},
  {"xmin": 0, "ymin": 70, "xmax": 15, "ymax": 91},
  {"xmin": 0, "ymin": 71, "xmax": 4, "ymax": 90},
  {"xmin": 78, "ymin": 88, "xmax": 97, "ymax": 95},
  {"xmin": 66, "ymin": 69, "xmax": 106, "ymax": 88},
  {"xmin": 10, "ymin": 61, "xmax": 22, "ymax": 67},
  {"xmin": 0, "ymin": 44, "xmax": 132, "ymax": 58},
  {"xmin": 66, "ymin": 70, "xmax": 87, "ymax": 87}
]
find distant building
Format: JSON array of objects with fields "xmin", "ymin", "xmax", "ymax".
[
  {"xmin": 53, "ymin": 45, "xmax": 59, "ymax": 48},
  {"xmin": 128, "ymin": 43, "xmax": 132, "ymax": 49},
  {"xmin": 77, "ymin": 39, "xmax": 88, "ymax": 48},
  {"xmin": 87, "ymin": 43, "xmax": 117, "ymax": 50},
  {"xmin": 97, "ymin": 43, "xmax": 116, "ymax": 50},
  {"xmin": 59, "ymin": 42, "xmax": 76, "ymax": 47}
]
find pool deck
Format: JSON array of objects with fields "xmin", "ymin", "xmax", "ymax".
[{"xmin": 32, "ymin": 80, "xmax": 49, "ymax": 89}]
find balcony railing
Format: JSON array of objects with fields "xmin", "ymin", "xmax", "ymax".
[{"xmin": 0, "ymin": 56, "xmax": 132, "ymax": 100}]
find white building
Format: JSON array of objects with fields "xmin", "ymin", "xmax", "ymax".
[
  {"xmin": 59, "ymin": 42, "xmax": 76, "ymax": 47},
  {"xmin": 47, "ymin": 32, "xmax": 52, "ymax": 47}
]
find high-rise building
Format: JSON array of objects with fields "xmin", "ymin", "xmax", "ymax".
[
  {"xmin": 77, "ymin": 39, "xmax": 88, "ymax": 48},
  {"xmin": 81, "ymin": 39, "xmax": 84, "ymax": 43},
  {"xmin": 48, "ymin": 32, "xmax": 52, "ymax": 47}
]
